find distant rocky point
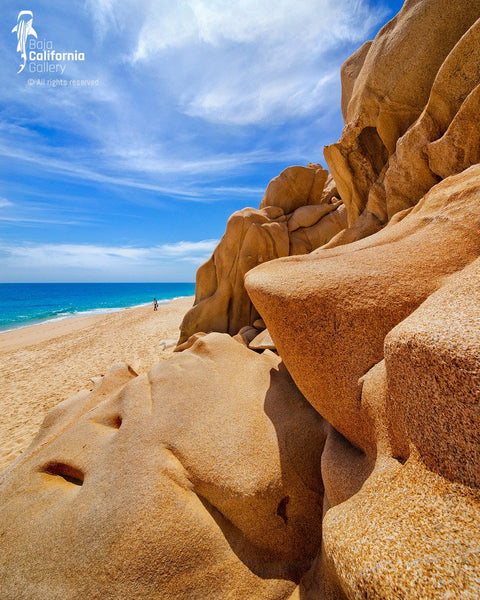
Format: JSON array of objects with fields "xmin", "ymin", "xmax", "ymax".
[{"xmin": 1, "ymin": 1, "xmax": 479, "ymax": 598}]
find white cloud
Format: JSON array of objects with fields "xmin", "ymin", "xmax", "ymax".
[
  {"xmin": 0, "ymin": 198, "xmax": 13, "ymax": 208},
  {"xmin": 0, "ymin": 216, "xmax": 86, "ymax": 226},
  {"xmin": 84, "ymin": 0, "xmax": 123, "ymax": 39},
  {"xmin": 82, "ymin": 0, "xmax": 387, "ymax": 127},
  {"xmin": 158, "ymin": 239, "xmax": 218, "ymax": 259},
  {"xmin": 0, "ymin": 240, "xmax": 219, "ymax": 277},
  {"xmin": 131, "ymin": 0, "xmax": 379, "ymax": 56},
  {"xmin": 122, "ymin": 0, "xmax": 387, "ymax": 125},
  {"xmin": 0, "ymin": 138, "xmax": 303, "ymax": 201}
]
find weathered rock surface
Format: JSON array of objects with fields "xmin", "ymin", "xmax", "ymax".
[
  {"xmin": 247, "ymin": 165, "xmax": 480, "ymax": 451},
  {"xmin": 324, "ymin": 0, "xmax": 480, "ymax": 228},
  {"xmin": 288, "ymin": 202, "xmax": 341, "ymax": 233},
  {"xmin": 179, "ymin": 166, "xmax": 346, "ymax": 345},
  {"xmin": 248, "ymin": 328, "xmax": 276, "ymax": 351},
  {"xmin": 0, "ymin": 334, "xmax": 326, "ymax": 600},
  {"xmin": 289, "ymin": 204, "xmax": 348, "ymax": 255},
  {"xmin": 246, "ymin": 166, "xmax": 480, "ymax": 597},
  {"xmin": 385, "ymin": 258, "xmax": 480, "ymax": 488},
  {"xmin": 382, "ymin": 17, "xmax": 480, "ymax": 219},
  {"xmin": 177, "ymin": 206, "xmax": 289, "ymax": 345},
  {"xmin": 259, "ymin": 165, "xmax": 329, "ymax": 214},
  {"xmin": 427, "ymin": 82, "xmax": 480, "ymax": 179},
  {"xmin": 340, "ymin": 40, "xmax": 372, "ymax": 122},
  {"xmin": 318, "ymin": 174, "xmax": 339, "ymax": 205},
  {"xmin": 319, "ymin": 453, "xmax": 480, "ymax": 599},
  {"xmin": 312, "ymin": 260, "xmax": 480, "ymax": 599}
]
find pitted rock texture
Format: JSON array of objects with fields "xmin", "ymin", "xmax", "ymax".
[
  {"xmin": 0, "ymin": 334, "xmax": 326, "ymax": 600},
  {"xmin": 246, "ymin": 167, "xmax": 480, "ymax": 598}
]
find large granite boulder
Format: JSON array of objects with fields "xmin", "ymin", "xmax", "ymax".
[
  {"xmin": 246, "ymin": 165, "xmax": 480, "ymax": 451},
  {"xmin": 0, "ymin": 334, "xmax": 326, "ymax": 600},
  {"xmin": 246, "ymin": 165, "xmax": 480, "ymax": 597},
  {"xmin": 296, "ymin": 258, "xmax": 480, "ymax": 599}
]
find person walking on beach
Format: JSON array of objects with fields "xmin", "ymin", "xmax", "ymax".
[{"xmin": 153, "ymin": 298, "xmax": 158, "ymax": 311}]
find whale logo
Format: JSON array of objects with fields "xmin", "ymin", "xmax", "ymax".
[{"xmin": 12, "ymin": 10, "xmax": 37, "ymax": 73}]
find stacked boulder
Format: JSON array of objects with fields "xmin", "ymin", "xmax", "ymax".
[{"xmin": 177, "ymin": 163, "xmax": 347, "ymax": 346}]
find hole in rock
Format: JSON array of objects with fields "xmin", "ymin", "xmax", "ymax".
[
  {"xmin": 94, "ymin": 414, "xmax": 123, "ymax": 429},
  {"xmin": 276, "ymin": 495, "xmax": 290, "ymax": 525},
  {"xmin": 42, "ymin": 462, "xmax": 84, "ymax": 486},
  {"xmin": 358, "ymin": 126, "xmax": 389, "ymax": 176},
  {"xmin": 104, "ymin": 414, "xmax": 122, "ymax": 429},
  {"xmin": 393, "ymin": 456, "xmax": 407, "ymax": 465}
]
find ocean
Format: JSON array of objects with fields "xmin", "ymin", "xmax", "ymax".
[{"xmin": 0, "ymin": 283, "xmax": 196, "ymax": 332}]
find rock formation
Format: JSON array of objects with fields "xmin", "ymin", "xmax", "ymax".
[
  {"xmin": 247, "ymin": 165, "xmax": 480, "ymax": 452},
  {"xmin": 259, "ymin": 164, "xmax": 329, "ymax": 213},
  {"xmin": 244, "ymin": 7, "xmax": 480, "ymax": 589},
  {"xmin": 382, "ymin": 16, "xmax": 480, "ymax": 220},
  {"xmin": 1, "ymin": 1, "xmax": 480, "ymax": 598},
  {"xmin": 0, "ymin": 334, "xmax": 326, "ymax": 599},
  {"xmin": 324, "ymin": 0, "xmax": 480, "ymax": 238},
  {"xmin": 179, "ymin": 4, "xmax": 480, "ymax": 344},
  {"xmin": 177, "ymin": 205, "xmax": 290, "ymax": 345},
  {"xmin": 178, "ymin": 164, "xmax": 346, "ymax": 345},
  {"xmin": 254, "ymin": 249, "xmax": 480, "ymax": 599}
]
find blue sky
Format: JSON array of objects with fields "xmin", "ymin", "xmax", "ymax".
[{"xmin": 0, "ymin": 0, "xmax": 403, "ymax": 282}]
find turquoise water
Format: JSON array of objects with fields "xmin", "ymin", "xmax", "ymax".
[{"xmin": 0, "ymin": 283, "xmax": 196, "ymax": 332}]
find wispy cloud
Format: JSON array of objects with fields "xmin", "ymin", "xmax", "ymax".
[
  {"xmin": 0, "ymin": 0, "xmax": 395, "ymax": 282},
  {"xmin": 158, "ymin": 239, "xmax": 218, "ymax": 260},
  {"xmin": 123, "ymin": 0, "xmax": 387, "ymax": 125},
  {"xmin": 0, "ymin": 239, "xmax": 218, "ymax": 268},
  {"xmin": 0, "ymin": 240, "xmax": 219, "ymax": 282},
  {"xmin": 0, "ymin": 140, "xmax": 304, "ymax": 200},
  {"xmin": 0, "ymin": 216, "xmax": 88, "ymax": 226}
]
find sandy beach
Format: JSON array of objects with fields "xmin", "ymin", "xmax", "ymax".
[{"xmin": 0, "ymin": 296, "xmax": 193, "ymax": 472}]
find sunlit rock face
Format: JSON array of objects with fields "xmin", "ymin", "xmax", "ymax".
[
  {"xmin": 244, "ymin": 9, "xmax": 480, "ymax": 592},
  {"xmin": 382, "ymin": 16, "xmax": 480, "ymax": 220},
  {"xmin": 188, "ymin": 4, "xmax": 480, "ymax": 594},
  {"xmin": 246, "ymin": 166, "xmax": 480, "ymax": 600},
  {"xmin": 178, "ymin": 164, "xmax": 346, "ymax": 345},
  {"xmin": 323, "ymin": 0, "xmax": 480, "ymax": 239},
  {"xmin": 246, "ymin": 166, "xmax": 480, "ymax": 453},
  {"xmin": 2, "ymin": 1, "xmax": 480, "ymax": 599},
  {"xmin": 0, "ymin": 334, "xmax": 326, "ymax": 600},
  {"xmin": 177, "ymin": 205, "xmax": 290, "ymax": 346}
]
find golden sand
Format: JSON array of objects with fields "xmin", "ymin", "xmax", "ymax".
[{"xmin": 0, "ymin": 296, "xmax": 193, "ymax": 472}]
